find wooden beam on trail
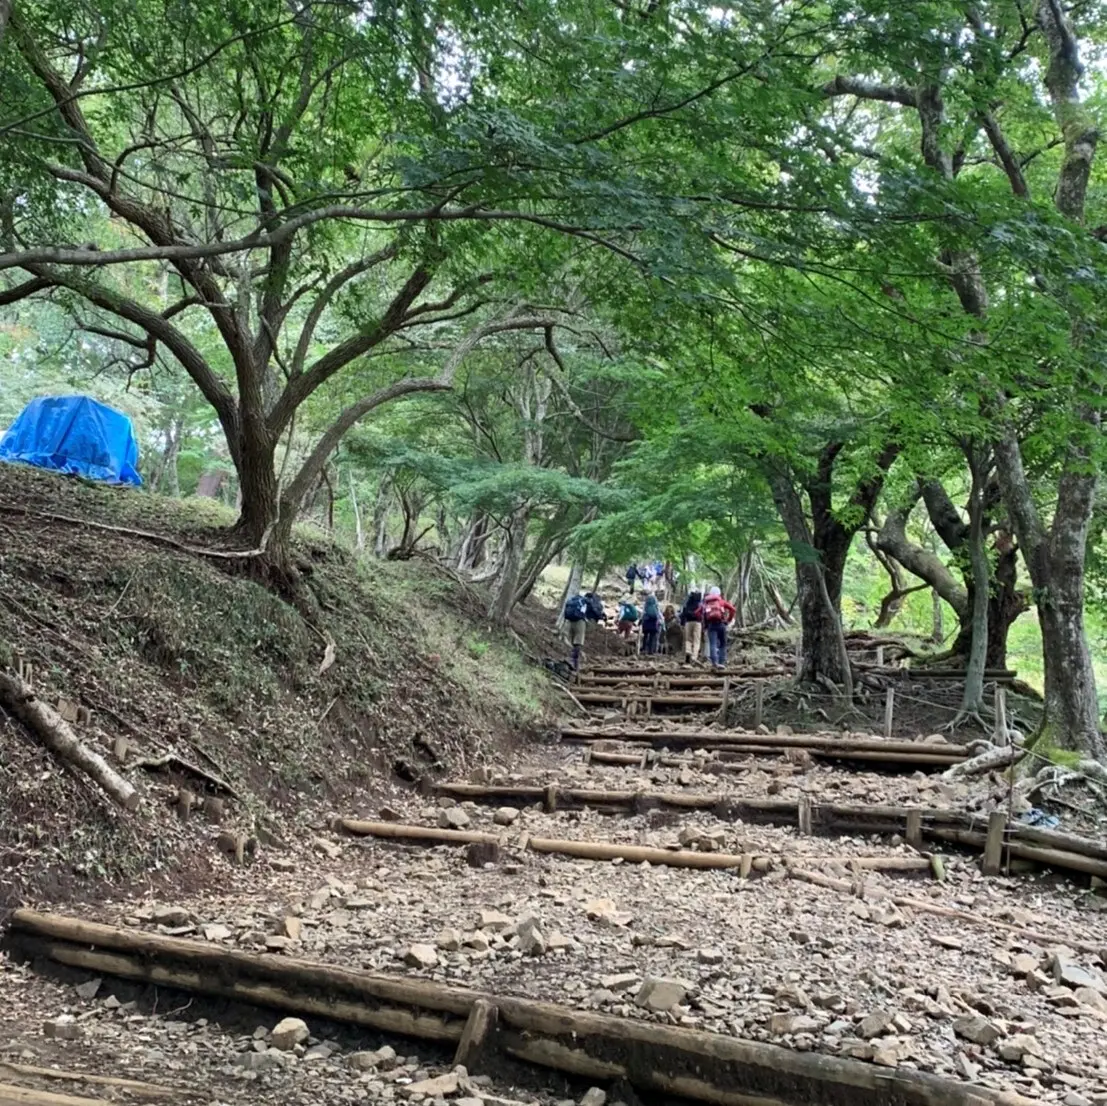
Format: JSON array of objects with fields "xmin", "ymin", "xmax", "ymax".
[
  {"xmin": 559, "ymin": 726, "xmax": 968, "ymax": 761},
  {"xmin": 424, "ymin": 782, "xmax": 1107, "ymax": 883},
  {"xmin": 0, "ymin": 1085, "xmax": 112, "ymax": 1106},
  {"xmin": 928, "ymin": 825, "xmax": 1107, "ymax": 881},
  {"xmin": 339, "ymin": 819, "xmax": 933, "ymax": 874},
  {"xmin": 6, "ymin": 911, "xmax": 1028, "ymax": 1106}
]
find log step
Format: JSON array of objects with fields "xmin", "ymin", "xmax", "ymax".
[
  {"xmin": 5, "ymin": 910, "xmax": 1032, "ymax": 1106},
  {"xmin": 339, "ymin": 819, "xmax": 933, "ymax": 874}
]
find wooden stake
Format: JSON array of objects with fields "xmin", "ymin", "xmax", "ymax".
[
  {"xmin": 905, "ymin": 809, "xmax": 923, "ymax": 851},
  {"xmin": 739, "ymin": 853, "xmax": 753, "ymax": 879},
  {"xmin": 983, "ymin": 810, "xmax": 1007, "ymax": 876},
  {"xmin": 754, "ymin": 682, "xmax": 764, "ymax": 729},
  {"xmin": 875, "ymin": 645, "xmax": 885, "ymax": 668},
  {"xmin": 993, "ymin": 687, "xmax": 1008, "ymax": 747},
  {"xmin": 720, "ymin": 677, "xmax": 731, "ymax": 722},
  {"xmin": 883, "ymin": 688, "xmax": 894, "ymax": 738},
  {"xmin": 453, "ymin": 998, "xmax": 498, "ymax": 1073},
  {"xmin": 797, "ymin": 797, "xmax": 812, "ymax": 836},
  {"xmin": 544, "ymin": 785, "xmax": 559, "ymax": 813}
]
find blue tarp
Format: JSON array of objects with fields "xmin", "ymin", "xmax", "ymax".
[{"xmin": 0, "ymin": 395, "xmax": 142, "ymax": 486}]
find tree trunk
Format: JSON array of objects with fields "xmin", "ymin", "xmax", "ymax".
[
  {"xmin": 995, "ymin": 436, "xmax": 1104, "ymax": 758},
  {"xmin": 931, "ymin": 586, "xmax": 944, "ymax": 644},
  {"xmin": 488, "ymin": 511, "xmax": 529, "ymax": 625},
  {"xmin": 948, "ymin": 537, "xmax": 1025, "ymax": 668},
  {"xmin": 768, "ymin": 472, "xmax": 851, "ymax": 688},
  {"xmin": 457, "ymin": 512, "xmax": 490, "ymax": 571},
  {"xmin": 958, "ymin": 451, "xmax": 989, "ymax": 716},
  {"xmin": 348, "ymin": 469, "xmax": 365, "ymax": 551},
  {"xmin": 232, "ymin": 420, "xmax": 285, "ymax": 567},
  {"xmin": 372, "ymin": 477, "xmax": 392, "ymax": 559}
]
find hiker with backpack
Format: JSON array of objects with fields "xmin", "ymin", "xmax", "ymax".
[
  {"xmin": 663, "ymin": 604, "xmax": 683, "ymax": 655},
  {"xmin": 563, "ymin": 591, "xmax": 607, "ymax": 671},
  {"xmin": 625, "ymin": 564, "xmax": 639, "ymax": 595},
  {"xmin": 679, "ymin": 589, "xmax": 703, "ymax": 664},
  {"xmin": 616, "ymin": 596, "xmax": 640, "ymax": 640},
  {"xmin": 640, "ymin": 592, "xmax": 662, "ymax": 655},
  {"xmin": 702, "ymin": 585, "xmax": 737, "ymax": 669}
]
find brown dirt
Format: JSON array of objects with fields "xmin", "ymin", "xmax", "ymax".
[{"xmin": 0, "ymin": 465, "xmax": 561, "ymax": 908}]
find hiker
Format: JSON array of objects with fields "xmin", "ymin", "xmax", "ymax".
[
  {"xmin": 679, "ymin": 589, "xmax": 703, "ymax": 664},
  {"xmin": 702, "ymin": 585, "xmax": 737, "ymax": 669},
  {"xmin": 641, "ymin": 592, "xmax": 661, "ymax": 655},
  {"xmin": 563, "ymin": 591, "xmax": 606, "ymax": 671},
  {"xmin": 624, "ymin": 564, "xmax": 638, "ymax": 595},
  {"xmin": 616, "ymin": 595, "xmax": 640, "ymax": 640},
  {"xmin": 663, "ymin": 604, "xmax": 683, "ymax": 655}
]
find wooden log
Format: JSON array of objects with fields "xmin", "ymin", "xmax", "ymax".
[
  {"xmin": 560, "ymin": 727, "xmax": 967, "ymax": 759},
  {"xmin": 453, "ymin": 998, "xmax": 498, "ymax": 1073},
  {"xmin": 0, "ymin": 671, "xmax": 139, "ymax": 811},
  {"xmin": 942, "ymin": 744, "xmax": 1021, "ymax": 779},
  {"xmin": 1008, "ymin": 823, "xmax": 1107, "ymax": 862},
  {"xmin": 982, "ymin": 811, "xmax": 1007, "ymax": 876},
  {"xmin": 341, "ymin": 821, "xmax": 501, "ymax": 848},
  {"xmin": 927, "ymin": 827, "xmax": 1107, "ymax": 881},
  {"xmin": 0, "ymin": 1064, "xmax": 178, "ymax": 1099},
  {"xmin": 0, "ymin": 1085, "xmax": 111, "ymax": 1106},
  {"xmin": 8, "ymin": 911, "xmax": 1021, "ymax": 1106},
  {"xmin": 343, "ymin": 819, "xmax": 931, "ymax": 874}
]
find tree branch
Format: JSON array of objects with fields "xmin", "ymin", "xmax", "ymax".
[
  {"xmin": 979, "ymin": 111, "xmax": 1030, "ymax": 197},
  {"xmin": 823, "ymin": 75, "xmax": 917, "ymax": 106}
]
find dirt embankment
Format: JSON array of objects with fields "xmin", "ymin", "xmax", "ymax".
[{"xmin": 0, "ymin": 466, "xmax": 560, "ymax": 906}]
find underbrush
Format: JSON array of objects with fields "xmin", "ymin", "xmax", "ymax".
[{"xmin": 0, "ymin": 465, "xmax": 558, "ymax": 904}]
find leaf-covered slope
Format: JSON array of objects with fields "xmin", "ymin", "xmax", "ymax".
[{"xmin": 0, "ymin": 464, "xmax": 557, "ymax": 906}]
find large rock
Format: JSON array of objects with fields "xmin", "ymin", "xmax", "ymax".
[
  {"xmin": 516, "ymin": 914, "xmax": 547, "ymax": 957},
  {"xmin": 581, "ymin": 1089, "xmax": 606, "ymax": 1106},
  {"xmin": 953, "ymin": 1015, "xmax": 1002, "ymax": 1047},
  {"xmin": 769, "ymin": 1013, "xmax": 819, "ymax": 1035},
  {"xmin": 349, "ymin": 1044, "xmax": 398, "ymax": 1071},
  {"xmin": 493, "ymin": 807, "xmax": 520, "ymax": 826},
  {"xmin": 439, "ymin": 807, "xmax": 471, "ymax": 830},
  {"xmin": 1051, "ymin": 954, "xmax": 1107, "ymax": 994},
  {"xmin": 404, "ymin": 944, "xmax": 439, "ymax": 969},
  {"xmin": 437, "ymin": 928, "xmax": 463, "ymax": 951},
  {"xmin": 403, "ymin": 1071, "xmax": 459, "ymax": 1098},
  {"xmin": 43, "ymin": 1015, "xmax": 81, "ymax": 1040},
  {"xmin": 152, "ymin": 905, "xmax": 191, "ymax": 928},
  {"xmin": 479, "ymin": 909, "xmax": 513, "ymax": 932},
  {"xmin": 858, "ymin": 1011, "xmax": 894, "ymax": 1040},
  {"xmin": 270, "ymin": 1016, "xmax": 309, "ymax": 1050},
  {"xmin": 635, "ymin": 977, "xmax": 688, "ymax": 1013}
]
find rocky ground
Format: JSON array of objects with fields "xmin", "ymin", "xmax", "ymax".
[{"xmin": 4, "ymin": 732, "xmax": 1107, "ymax": 1106}]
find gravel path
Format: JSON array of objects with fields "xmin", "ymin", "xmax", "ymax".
[{"xmin": 4, "ymin": 729, "xmax": 1107, "ymax": 1106}]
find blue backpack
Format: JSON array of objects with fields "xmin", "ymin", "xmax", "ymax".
[{"xmin": 564, "ymin": 595, "xmax": 588, "ymax": 623}]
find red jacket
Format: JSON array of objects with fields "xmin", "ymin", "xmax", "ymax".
[{"xmin": 702, "ymin": 595, "xmax": 736, "ymax": 624}]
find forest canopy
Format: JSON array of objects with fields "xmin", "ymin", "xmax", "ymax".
[{"xmin": 1, "ymin": 0, "xmax": 1106, "ymax": 757}]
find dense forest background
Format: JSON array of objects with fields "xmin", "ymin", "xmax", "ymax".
[{"xmin": 1, "ymin": 0, "xmax": 1106, "ymax": 757}]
